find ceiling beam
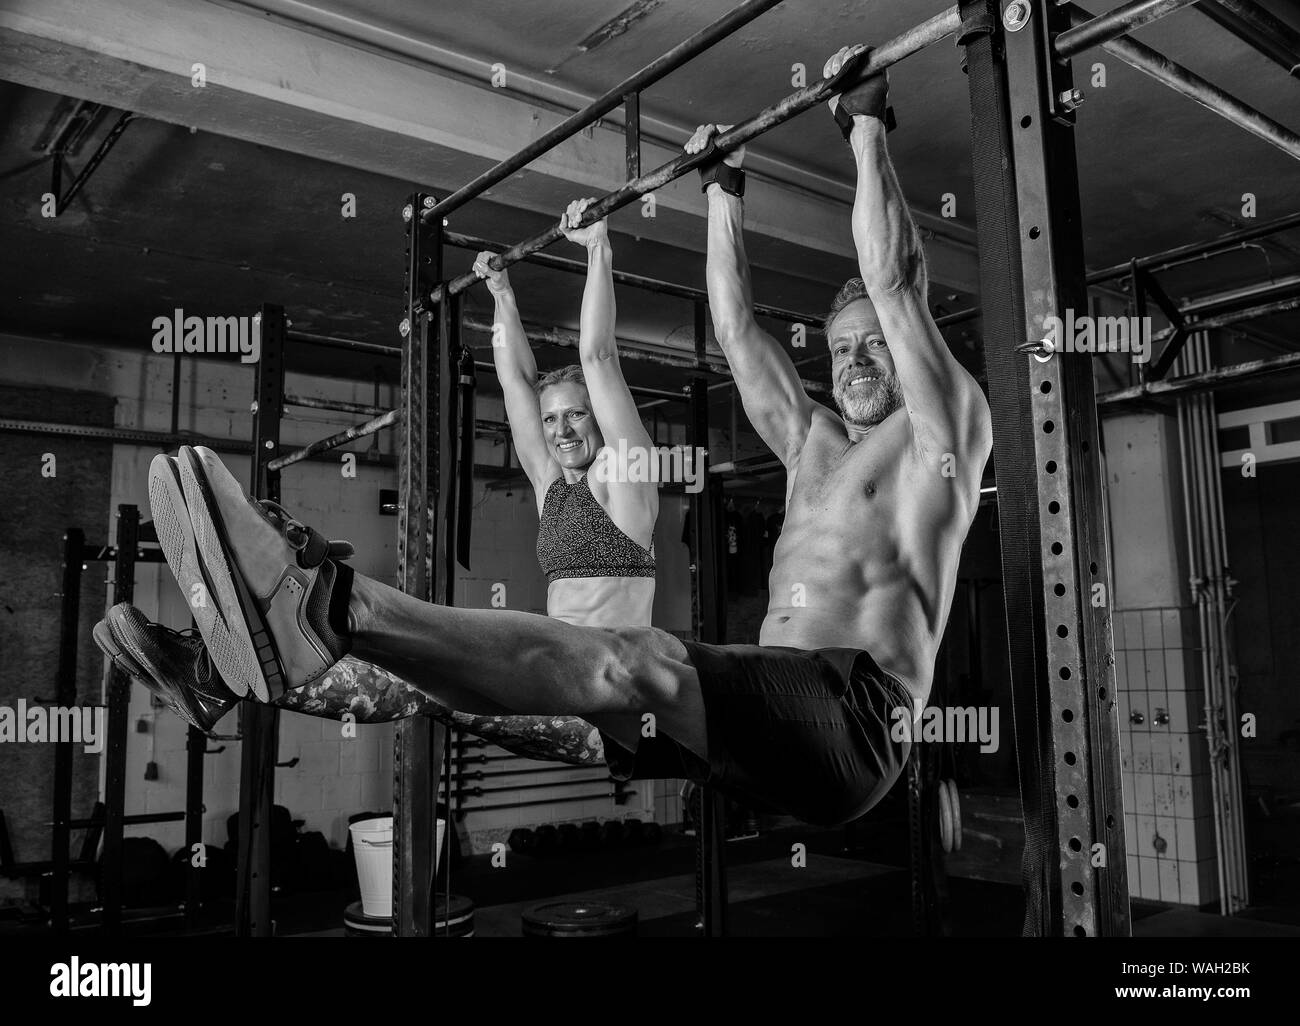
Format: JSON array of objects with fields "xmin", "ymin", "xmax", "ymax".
[{"xmin": 0, "ymin": 0, "xmax": 980, "ymax": 294}]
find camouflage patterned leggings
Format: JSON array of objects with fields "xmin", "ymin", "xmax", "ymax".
[{"xmin": 273, "ymin": 655, "xmax": 605, "ymax": 767}]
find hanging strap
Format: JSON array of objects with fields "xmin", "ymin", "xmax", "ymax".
[{"xmin": 455, "ymin": 345, "xmax": 476, "ymax": 570}]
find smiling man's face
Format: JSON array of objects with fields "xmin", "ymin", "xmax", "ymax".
[{"xmin": 827, "ymin": 297, "xmax": 904, "ymax": 429}]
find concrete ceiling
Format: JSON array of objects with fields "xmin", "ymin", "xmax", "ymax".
[
  {"xmin": 244, "ymin": 0, "xmax": 1300, "ymax": 263},
  {"xmin": 1, "ymin": 0, "xmax": 1298, "ymax": 417}
]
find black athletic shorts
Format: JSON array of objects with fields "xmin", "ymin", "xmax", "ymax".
[{"xmin": 598, "ymin": 643, "xmax": 914, "ymax": 827}]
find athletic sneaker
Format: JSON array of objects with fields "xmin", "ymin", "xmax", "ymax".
[
  {"xmin": 149, "ymin": 453, "xmax": 259, "ymax": 699},
  {"xmin": 93, "ymin": 603, "xmax": 239, "ymax": 734},
  {"xmin": 166, "ymin": 445, "xmax": 355, "ymax": 702}
]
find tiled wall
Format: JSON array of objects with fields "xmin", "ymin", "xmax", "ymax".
[
  {"xmin": 1114, "ymin": 605, "xmax": 1218, "ymax": 907},
  {"xmin": 1104, "ymin": 409, "xmax": 1223, "ymax": 908}
]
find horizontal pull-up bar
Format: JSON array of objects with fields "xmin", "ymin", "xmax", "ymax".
[
  {"xmin": 1195, "ymin": 0, "xmax": 1300, "ymax": 79},
  {"xmin": 424, "ymin": 0, "xmax": 785, "ymax": 221},
  {"xmin": 271, "ymin": 315, "xmax": 751, "ymax": 473},
  {"xmin": 445, "ymin": 230, "xmax": 817, "ymax": 325},
  {"xmin": 469, "ymin": 361, "xmax": 685, "ymax": 403},
  {"xmin": 1098, "ymin": 348, "xmax": 1300, "ymax": 406},
  {"xmin": 59, "ymin": 810, "xmax": 185, "ymax": 830},
  {"xmin": 267, "ymin": 408, "xmax": 398, "ymax": 471},
  {"xmin": 1177, "ymin": 273, "xmax": 1300, "ymax": 316},
  {"xmin": 1087, "ymin": 210, "xmax": 1300, "ymax": 283},
  {"xmin": 431, "ymin": 5, "xmax": 963, "ymax": 306},
  {"xmin": 1154, "ymin": 293, "xmax": 1300, "ymax": 338},
  {"xmin": 284, "ymin": 393, "xmax": 388, "ymax": 418},
  {"xmin": 461, "ymin": 316, "xmax": 832, "ymax": 395},
  {"xmin": 460, "ymin": 315, "xmax": 727, "ymax": 373},
  {"xmin": 1054, "ymin": 0, "xmax": 1203, "ymax": 59},
  {"xmin": 1062, "ymin": 3, "xmax": 1300, "ymax": 160},
  {"xmin": 286, "ymin": 329, "xmax": 399, "ymax": 357}
]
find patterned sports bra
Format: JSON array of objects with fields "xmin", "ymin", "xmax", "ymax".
[{"xmin": 535, "ymin": 474, "xmax": 655, "ymax": 585}]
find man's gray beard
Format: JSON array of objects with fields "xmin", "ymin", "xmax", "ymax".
[{"xmin": 833, "ymin": 373, "xmax": 904, "ymax": 428}]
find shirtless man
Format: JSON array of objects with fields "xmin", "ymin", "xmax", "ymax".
[
  {"xmin": 151, "ymin": 47, "xmax": 991, "ymax": 826},
  {"xmin": 685, "ymin": 43, "xmax": 991, "ymax": 704}
]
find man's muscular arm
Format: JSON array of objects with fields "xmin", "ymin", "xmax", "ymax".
[
  {"xmin": 693, "ymin": 125, "xmax": 817, "ymax": 468},
  {"xmin": 827, "ymin": 48, "xmax": 991, "ymax": 473},
  {"xmin": 849, "ymin": 119, "xmax": 990, "ymax": 464}
]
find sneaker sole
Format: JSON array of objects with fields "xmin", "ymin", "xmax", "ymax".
[
  {"xmin": 93, "ymin": 619, "xmax": 146, "ymax": 680},
  {"xmin": 148, "ymin": 453, "xmax": 257, "ymax": 699},
  {"xmin": 176, "ymin": 446, "xmax": 282, "ymax": 703},
  {"xmin": 105, "ymin": 608, "xmax": 206, "ymax": 733}
]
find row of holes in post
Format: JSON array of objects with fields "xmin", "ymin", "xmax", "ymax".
[
  {"xmin": 1022, "ymin": 108, "xmax": 1109, "ymax": 936},
  {"xmin": 1038, "ymin": 377, "xmax": 1091, "ymax": 937}
]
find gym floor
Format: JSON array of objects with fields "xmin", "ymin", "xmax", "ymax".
[{"xmin": 6, "ymin": 816, "xmax": 1298, "ymax": 939}]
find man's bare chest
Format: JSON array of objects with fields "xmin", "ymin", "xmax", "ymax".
[{"xmin": 790, "ymin": 426, "xmax": 906, "ymax": 514}]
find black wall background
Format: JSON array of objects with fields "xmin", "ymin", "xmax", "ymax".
[
  {"xmin": 1222, "ymin": 460, "xmax": 1300, "ymax": 794},
  {"xmin": 0, "ymin": 385, "xmax": 114, "ymax": 902}
]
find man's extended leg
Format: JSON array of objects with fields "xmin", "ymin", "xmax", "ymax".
[
  {"xmin": 96, "ymin": 603, "xmax": 604, "ymax": 765},
  {"xmin": 167, "ymin": 445, "xmax": 708, "ymax": 759},
  {"xmin": 349, "ymin": 574, "xmax": 707, "ymax": 758}
]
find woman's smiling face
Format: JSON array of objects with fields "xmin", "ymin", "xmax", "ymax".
[{"xmin": 540, "ymin": 381, "xmax": 603, "ymax": 470}]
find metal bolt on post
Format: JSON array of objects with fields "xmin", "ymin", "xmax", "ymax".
[{"xmin": 1004, "ymin": 0, "xmax": 1032, "ymax": 31}]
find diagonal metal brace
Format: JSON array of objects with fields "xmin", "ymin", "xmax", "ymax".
[
  {"xmin": 54, "ymin": 110, "xmax": 135, "ymax": 217},
  {"xmin": 1134, "ymin": 265, "xmax": 1189, "ymax": 380}
]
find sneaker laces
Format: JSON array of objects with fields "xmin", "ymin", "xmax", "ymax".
[
  {"xmin": 160, "ymin": 623, "xmax": 216, "ymax": 685},
  {"xmin": 255, "ymin": 499, "xmax": 355, "ymax": 561}
]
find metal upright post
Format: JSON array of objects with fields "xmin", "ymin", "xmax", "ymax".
[
  {"xmin": 963, "ymin": 0, "xmax": 1128, "ymax": 936},
  {"xmin": 688, "ymin": 299, "xmax": 727, "ymax": 937},
  {"xmin": 235, "ymin": 303, "xmax": 286, "ymax": 937},
  {"xmin": 49, "ymin": 527, "xmax": 84, "ymax": 934},
  {"xmin": 450, "ymin": 293, "xmax": 475, "ymax": 574},
  {"xmin": 250, "ymin": 303, "xmax": 286, "ymax": 502},
  {"xmin": 394, "ymin": 194, "xmax": 449, "ymax": 937},
  {"xmin": 690, "ymin": 311, "xmax": 721, "ymax": 646},
  {"xmin": 624, "ymin": 92, "xmax": 641, "ymax": 179},
  {"xmin": 183, "ymin": 724, "xmax": 205, "ymax": 928},
  {"xmin": 100, "ymin": 504, "xmax": 139, "ymax": 936}
]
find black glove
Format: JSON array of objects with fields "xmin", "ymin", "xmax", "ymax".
[
  {"xmin": 828, "ymin": 47, "xmax": 897, "ymax": 140},
  {"xmin": 695, "ymin": 138, "xmax": 745, "ymax": 197}
]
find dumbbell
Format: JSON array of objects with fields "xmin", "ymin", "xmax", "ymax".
[
  {"xmin": 534, "ymin": 824, "xmax": 559, "ymax": 855},
  {"xmin": 508, "ymin": 828, "xmax": 536, "ymax": 855},
  {"xmin": 599, "ymin": 820, "xmax": 626, "ymax": 847},
  {"xmin": 558, "ymin": 823, "xmax": 581, "ymax": 850},
  {"xmin": 580, "ymin": 821, "xmax": 602, "ymax": 852}
]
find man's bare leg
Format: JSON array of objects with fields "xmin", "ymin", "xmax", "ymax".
[
  {"xmin": 275, "ymin": 655, "xmax": 606, "ymax": 765},
  {"xmin": 348, "ymin": 574, "xmax": 708, "ymax": 759},
  {"xmin": 163, "ymin": 446, "xmax": 706, "ymax": 758}
]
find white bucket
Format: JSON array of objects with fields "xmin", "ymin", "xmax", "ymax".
[{"xmin": 349, "ymin": 816, "xmax": 446, "ymax": 920}]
